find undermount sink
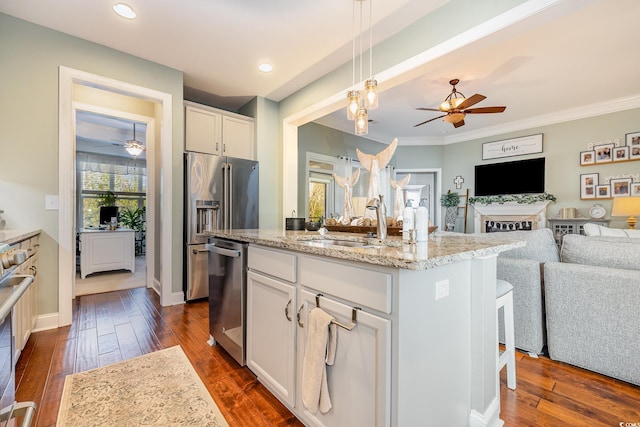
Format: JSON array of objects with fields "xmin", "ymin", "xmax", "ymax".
[{"xmin": 298, "ymin": 239, "xmax": 388, "ymax": 249}]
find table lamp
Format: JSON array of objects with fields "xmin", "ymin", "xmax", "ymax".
[{"xmin": 611, "ymin": 196, "xmax": 640, "ymax": 229}]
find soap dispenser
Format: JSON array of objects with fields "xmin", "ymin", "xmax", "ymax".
[
  {"xmin": 402, "ymin": 200, "xmax": 414, "ymax": 242},
  {"xmin": 415, "ymin": 199, "xmax": 429, "ymax": 242}
]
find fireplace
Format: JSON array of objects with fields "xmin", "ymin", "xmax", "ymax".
[{"xmin": 472, "ymin": 201, "xmax": 551, "ymax": 233}]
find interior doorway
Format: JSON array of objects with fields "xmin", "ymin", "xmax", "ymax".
[
  {"xmin": 58, "ymin": 66, "xmax": 174, "ymax": 327},
  {"xmin": 74, "ymin": 110, "xmax": 151, "ymax": 296}
]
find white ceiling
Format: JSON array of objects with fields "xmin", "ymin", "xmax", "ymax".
[{"xmin": 3, "ymin": 0, "xmax": 640, "ymax": 146}]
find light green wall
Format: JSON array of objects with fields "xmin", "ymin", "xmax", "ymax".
[
  {"xmin": 0, "ymin": 13, "xmax": 184, "ymax": 315},
  {"xmin": 394, "ymin": 145, "xmax": 445, "ymax": 169},
  {"xmin": 442, "ymin": 108, "xmax": 640, "ymax": 232}
]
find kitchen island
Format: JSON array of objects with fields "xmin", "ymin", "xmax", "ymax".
[{"xmin": 206, "ymin": 229, "xmax": 525, "ymax": 427}]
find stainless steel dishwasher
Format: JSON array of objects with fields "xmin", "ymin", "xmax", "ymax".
[{"xmin": 205, "ymin": 238, "xmax": 247, "ymax": 366}]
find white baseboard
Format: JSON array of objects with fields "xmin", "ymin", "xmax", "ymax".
[
  {"xmin": 167, "ymin": 291, "xmax": 186, "ymax": 306},
  {"xmin": 34, "ymin": 313, "xmax": 60, "ymax": 332},
  {"xmin": 470, "ymin": 397, "xmax": 503, "ymax": 427}
]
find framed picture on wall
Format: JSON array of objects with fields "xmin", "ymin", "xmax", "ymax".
[
  {"xmin": 580, "ymin": 173, "xmax": 598, "ymax": 199},
  {"xmin": 631, "ymin": 182, "xmax": 640, "ymax": 197},
  {"xmin": 596, "ymin": 184, "xmax": 611, "ymax": 198},
  {"xmin": 625, "ymin": 131, "xmax": 640, "ymax": 147},
  {"xmin": 630, "ymin": 144, "xmax": 640, "ymax": 160},
  {"xmin": 580, "ymin": 150, "xmax": 595, "ymax": 165},
  {"xmin": 613, "ymin": 146, "xmax": 629, "ymax": 162},
  {"xmin": 611, "ymin": 178, "xmax": 632, "ymax": 197},
  {"xmin": 594, "ymin": 143, "xmax": 614, "ymax": 163}
]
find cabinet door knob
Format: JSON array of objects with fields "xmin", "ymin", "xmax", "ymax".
[{"xmin": 284, "ymin": 299, "xmax": 292, "ymax": 322}]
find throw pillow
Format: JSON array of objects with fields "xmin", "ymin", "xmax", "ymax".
[{"xmin": 582, "ymin": 223, "xmax": 640, "ymax": 238}]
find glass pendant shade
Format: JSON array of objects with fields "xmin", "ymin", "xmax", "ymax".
[
  {"xmin": 364, "ymin": 79, "xmax": 378, "ymax": 109},
  {"xmin": 355, "ymin": 107, "xmax": 368, "ymax": 136},
  {"xmin": 439, "ymin": 96, "xmax": 466, "ymax": 112},
  {"xmin": 443, "ymin": 112, "xmax": 466, "ymax": 124},
  {"xmin": 347, "ymin": 90, "xmax": 361, "ymax": 120},
  {"xmin": 125, "ymin": 141, "xmax": 145, "ymax": 156}
]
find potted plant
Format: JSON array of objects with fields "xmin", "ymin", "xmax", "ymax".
[
  {"xmin": 440, "ymin": 191, "xmax": 460, "ymax": 231},
  {"xmin": 120, "ymin": 206, "xmax": 146, "ymax": 256}
]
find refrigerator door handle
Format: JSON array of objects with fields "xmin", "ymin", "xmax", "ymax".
[
  {"xmin": 205, "ymin": 243, "xmax": 241, "ymax": 258},
  {"xmin": 228, "ymin": 162, "xmax": 233, "ymax": 230},
  {"xmin": 221, "ymin": 163, "xmax": 228, "ymax": 230}
]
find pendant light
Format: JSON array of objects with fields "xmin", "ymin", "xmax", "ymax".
[
  {"xmin": 346, "ymin": 0, "xmax": 377, "ymax": 132},
  {"xmin": 125, "ymin": 123, "xmax": 145, "ymax": 157}
]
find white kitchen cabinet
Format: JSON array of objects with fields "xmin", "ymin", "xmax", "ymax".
[
  {"xmin": 222, "ymin": 115, "xmax": 254, "ymax": 160},
  {"xmin": 184, "ymin": 101, "xmax": 255, "ymax": 159},
  {"xmin": 13, "ymin": 234, "xmax": 39, "ymax": 362},
  {"xmin": 297, "ymin": 289, "xmax": 391, "ymax": 427},
  {"xmin": 185, "ymin": 104, "xmax": 221, "ymax": 155},
  {"xmin": 246, "ymin": 270, "xmax": 297, "ymax": 407}
]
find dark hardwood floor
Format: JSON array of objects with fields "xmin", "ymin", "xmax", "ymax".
[{"xmin": 15, "ymin": 288, "xmax": 640, "ymax": 426}]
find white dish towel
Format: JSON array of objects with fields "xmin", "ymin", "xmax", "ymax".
[{"xmin": 302, "ymin": 307, "xmax": 337, "ymax": 414}]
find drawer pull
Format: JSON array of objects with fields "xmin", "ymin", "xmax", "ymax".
[{"xmin": 284, "ymin": 299, "xmax": 292, "ymax": 322}]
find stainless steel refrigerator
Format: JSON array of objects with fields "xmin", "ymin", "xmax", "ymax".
[{"xmin": 184, "ymin": 152, "xmax": 258, "ymax": 301}]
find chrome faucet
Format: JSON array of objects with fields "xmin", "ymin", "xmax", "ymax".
[{"xmin": 367, "ymin": 194, "xmax": 387, "ymax": 240}]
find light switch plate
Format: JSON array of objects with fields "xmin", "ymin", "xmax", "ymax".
[
  {"xmin": 45, "ymin": 195, "xmax": 59, "ymax": 210},
  {"xmin": 435, "ymin": 279, "xmax": 449, "ymax": 300}
]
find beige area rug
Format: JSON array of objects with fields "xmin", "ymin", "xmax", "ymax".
[{"xmin": 57, "ymin": 346, "xmax": 229, "ymax": 427}]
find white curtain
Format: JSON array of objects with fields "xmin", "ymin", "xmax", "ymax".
[{"xmin": 76, "ymin": 152, "xmax": 146, "ymax": 176}]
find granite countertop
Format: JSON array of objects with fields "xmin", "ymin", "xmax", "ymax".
[
  {"xmin": 205, "ymin": 229, "xmax": 526, "ymax": 271},
  {"xmin": 0, "ymin": 229, "xmax": 41, "ymax": 246}
]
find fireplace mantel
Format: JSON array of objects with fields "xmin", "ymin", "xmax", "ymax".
[{"xmin": 472, "ymin": 201, "xmax": 551, "ymax": 232}]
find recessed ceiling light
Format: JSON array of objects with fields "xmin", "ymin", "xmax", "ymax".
[
  {"xmin": 113, "ymin": 3, "xmax": 136, "ymax": 19},
  {"xmin": 258, "ymin": 63, "xmax": 273, "ymax": 73}
]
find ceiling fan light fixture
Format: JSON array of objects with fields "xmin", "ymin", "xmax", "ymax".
[
  {"xmin": 125, "ymin": 141, "xmax": 145, "ymax": 156},
  {"xmin": 124, "ymin": 123, "xmax": 145, "ymax": 156},
  {"xmin": 355, "ymin": 107, "xmax": 368, "ymax": 136},
  {"xmin": 439, "ymin": 96, "xmax": 465, "ymax": 112},
  {"xmin": 443, "ymin": 113, "xmax": 465, "ymax": 124}
]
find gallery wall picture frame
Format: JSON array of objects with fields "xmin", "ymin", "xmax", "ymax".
[
  {"xmin": 580, "ymin": 173, "xmax": 598, "ymax": 199},
  {"xmin": 631, "ymin": 182, "xmax": 640, "ymax": 197},
  {"xmin": 596, "ymin": 184, "xmax": 611, "ymax": 198},
  {"xmin": 625, "ymin": 131, "xmax": 640, "ymax": 147},
  {"xmin": 613, "ymin": 146, "xmax": 629, "ymax": 162},
  {"xmin": 630, "ymin": 144, "xmax": 640, "ymax": 160},
  {"xmin": 611, "ymin": 178, "xmax": 632, "ymax": 197},
  {"xmin": 580, "ymin": 150, "xmax": 595, "ymax": 165},
  {"xmin": 594, "ymin": 143, "xmax": 614, "ymax": 163}
]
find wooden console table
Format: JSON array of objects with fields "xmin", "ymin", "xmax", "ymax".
[
  {"xmin": 79, "ymin": 229, "xmax": 135, "ymax": 278},
  {"xmin": 547, "ymin": 218, "xmax": 609, "ymax": 248}
]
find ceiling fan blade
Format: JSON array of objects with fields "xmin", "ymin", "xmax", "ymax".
[
  {"xmin": 416, "ymin": 107, "xmax": 441, "ymax": 112},
  {"xmin": 456, "ymin": 94, "xmax": 486, "ymax": 110},
  {"xmin": 453, "ymin": 119, "xmax": 465, "ymax": 128},
  {"xmin": 413, "ymin": 115, "xmax": 447, "ymax": 127},
  {"xmin": 464, "ymin": 106, "xmax": 506, "ymax": 114}
]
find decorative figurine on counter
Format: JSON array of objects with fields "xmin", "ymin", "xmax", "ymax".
[
  {"xmin": 333, "ymin": 169, "xmax": 360, "ymax": 225},
  {"xmin": 356, "ymin": 138, "xmax": 398, "ymax": 220},
  {"xmin": 389, "ymin": 174, "xmax": 411, "ymax": 220}
]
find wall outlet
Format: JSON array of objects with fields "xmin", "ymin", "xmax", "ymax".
[
  {"xmin": 45, "ymin": 195, "xmax": 59, "ymax": 210},
  {"xmin": 435, "ymin": 279, "xmax": 449, "ymax": 300}
]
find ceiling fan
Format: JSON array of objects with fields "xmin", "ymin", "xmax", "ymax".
[{"xmin": 414, "ymin": 79, "xmax": 506, "ymax": 128}]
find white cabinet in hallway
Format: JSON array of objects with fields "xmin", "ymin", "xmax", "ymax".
[{"xmin": 184, "ymin": 101, "xmax": 255, "ymax": 160}]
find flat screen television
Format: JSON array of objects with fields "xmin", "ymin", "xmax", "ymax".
[
  {"xmin": 474, "ymin": 157, "xmax": 545, "ymax": 196},
  {"xmin": 99, "ymin": 206, "xmax": 119, "ymax": 225}
]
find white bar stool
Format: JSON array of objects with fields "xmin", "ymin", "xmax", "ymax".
[{"xmin": 496, "ymin": 279, "xmax": 516, "ymax": 390}]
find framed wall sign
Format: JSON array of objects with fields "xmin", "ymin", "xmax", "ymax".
[
  {"xmin": 580, "ymin": 173, "xmax": 598, "ymax": 199},
  {"xmin": 482, "ymin": 133, "xmax": 543, "ymax": 160}
]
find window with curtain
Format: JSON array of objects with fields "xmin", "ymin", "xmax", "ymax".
[{"xmin": 76, "ymin": 152, "xmax": 147, "ymax": 228}]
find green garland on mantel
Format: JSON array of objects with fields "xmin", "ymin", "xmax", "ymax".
[{"xmin": 468, "ymin": 192, "xmax": 557, "ymax": 205}]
